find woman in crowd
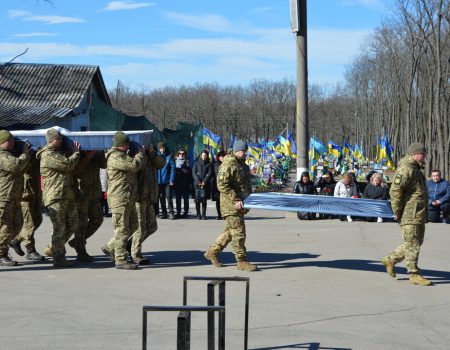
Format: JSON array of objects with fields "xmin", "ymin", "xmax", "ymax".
[
  {"xmin": 174, "ymin": 149, "xmax": 192, "ymax": 218},
  {"xmin": 293, "ymin": 171, "xmax": 316, "ymax": 220},
  {"xmin": 192, "ymin": 150, "xmax": 213, "ymax": 220},
  {"xmin": 314, "ymin": 170, "xmax": 336, "ymax": 219},
  {"xmin": 363, "ymin": 172, "xmax": 389, "ymax": 223},
  {"xmin": 334, "ymin": 172, "xmax": 358, "ymax": 222},
  {"xmin": 211, "ymin": 151, "xmax": 226, "ymax": 220}
]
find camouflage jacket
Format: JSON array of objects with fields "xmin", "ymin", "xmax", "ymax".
[
  {"xmin": 106, "ymin": 147, "xmax": 144, "ymax": 208},
  {"xmin": 22, "ymin": 153, "xmax": 42, "ymax": 205},
  {"xmin": 37, "ymin": 146, "xmax": 80, "ymax": 206},
  {"xmin": 389, "ymin": 155, "xmax": 428, "ymax": 225},
  {"xmin": 136, "ymin": 153, "xmax": 165, "ymax": 204},
  {"xmin": 217, "ymin": 153, "xmax": 252, "ymax": 217},
  {"xmin": 0, "ymin": 149, "xmax": 30, "ymax": 202},
  {"xmin": 73, "ymin": 152, "xmax": 107, "ymax": 202}
]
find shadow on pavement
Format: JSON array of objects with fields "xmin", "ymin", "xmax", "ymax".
[{"xmin": 251, "ymin": 342, "xmax": 351, "ymax": 349}]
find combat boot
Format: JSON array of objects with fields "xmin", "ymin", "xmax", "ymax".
[
  {"xmin": 43, "ymin": 245, "xmax": 53, "ymax": 257},
  {"xmin": 0, "ymin": 255, "xmax": 19, "ymax": 266},
  {"xmin": 409, "ymin": 273, "xmax": 433, "ymax": 286},
  {"xmin": 204, "ymin": 249, "xmax": 223, "ymax": 267},
  {"xmin": 9, "ymin": 238, "xmax": 24, "ymax": 256},
  {"xmin": 26, "ymin": 249, "xmax": 45, "ymax": 262},
  {"xmin": 115, "ymin": 261, "xmax": 139, "ymax": 270},
  {"xmin": 132, "ymin": 256, "xmax": 150, "ymax": 265},
  {"xmin": 53, "ymin": 257, "xmax": 74, "ymax": 268},
  {"xmin": 237, "ymin": 261, "xmax": 257, "ymax": 272},
  {"xmin": 381, "ymin": 256, "xmax": 396, "ymax": 278},
  {"xmin": 76, "ymin": 251, "xmax": 95, "ymax": 263},
  {"xmin": 102, "ymin": 246, "xmax": 115, "ymax": 263}
]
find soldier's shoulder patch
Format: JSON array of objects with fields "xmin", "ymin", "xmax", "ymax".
[{"xmin": 394, "ymin": 174, "xmax": 403, "ymax": 184}]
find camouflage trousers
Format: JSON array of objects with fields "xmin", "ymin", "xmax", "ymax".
[
  {"xmin": 106, "ymin": 203, "xmax": 138, "ymax": 265},
  {"xmin": 73, "ymin": 199, "xmax": 104, "ymax": 249},
  {"xmin": 47, "ymin": 200, "xmax": 79, "ymax": 258},
  {"xmin": 16, "ymin": 200, "xmax": 43, "ymax": 251},
  {"xmin": 131, "ymin": 201, "xmax": 158, "ymax": 258},
  {"xmin": 0, "ymin": 201, "xmax": 23, "ymax": 256},
  {"xmin": 209, "ymin": 214, "xmax": 247, "ymax": 262},
  {"xmin": 388, "ymin": 224, "xmax": 425, "ymax": 274}
]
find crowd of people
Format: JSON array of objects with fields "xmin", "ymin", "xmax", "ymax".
[
  {"xmin": 293, "ymin": 166, "xmax": 449, "ymax": 225},
  {"xmin": 0, "ymin": 129, "xmax": 257, "ymax": 271}
]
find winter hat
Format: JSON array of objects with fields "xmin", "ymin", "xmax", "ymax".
[
  {"xmin": 233, "ymin": 140, "xmax": 248, "ymax": 153},
  {"xmin": 113, "ymin": 131, "xmax": 129, "ymax": 147},
  {"xmin": 46, "ymin": 129, "xmax": 61, "ymax": 143},
  {"xmin": 408, "ymin": 142, "xmax": 426, "ymax": 155},
  {"xmin": 0, "ymin": 130, "xmax": 12, "ymax": 144}
]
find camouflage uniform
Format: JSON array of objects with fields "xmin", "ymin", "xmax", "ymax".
[
  {"xmin": 131, "ymin": 152, "xmax": 165, "ymax": 259},
  {"xmin": 72, "ymin": 152, "xmax": 106, "ymax": 255},
  {"xmin": 386, "ymin": 155, "xmax": 428, "ymax": 273},
  {"xmin": 208, "ymin": 153, "xmax": 252, "ymax": 262},
  {"xmin": 0, "ymin": 149, "xmax": 30, "ymax": 257},
  {"xmin": 37, "ymin": 145, "xmax": 80, "ymax": 260},
  {"xmin": 104, "ymin": 147, "xmax": 144, "ymax": 265},
  {"xmin": 15, "ymin": 153, "xmax": 43, "ymax": 252}
]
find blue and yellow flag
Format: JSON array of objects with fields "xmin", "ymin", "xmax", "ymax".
[
  {"xmin": 328, "ymin": 140, "xmax": 341, "ymax": 158},
  {"xmin": 203, "ymin": 128, "xmax": 221, "ymax": 150}
]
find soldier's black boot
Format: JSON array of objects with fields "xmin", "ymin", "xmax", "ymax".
[
  {"xmin": 9, "ymin": 238, "xmax": 25, "ymax": 257},
  {"xmin": 126, "ymin": 238, "xmax": 132, "ymax": 254},
  {"xmin": 0, "ymin": 255, "xmax": 19, "ymax": 266},
  {"xmin": 201, "ymin": 203, "xmax": 207, "ymax": 220}
]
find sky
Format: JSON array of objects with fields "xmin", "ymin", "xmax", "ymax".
[{"xmin": 0, "ymin": 0, "xmax": 394, "ymax": 90}]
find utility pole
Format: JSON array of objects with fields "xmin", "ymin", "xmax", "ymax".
[{"xmin": 290, "ymin": 0, "xmax": 309, "ymax": 180}]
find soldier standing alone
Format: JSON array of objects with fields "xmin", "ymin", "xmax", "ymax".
[
  {"xmin": 204, "ymin": 140, "xmax": 257, "ymax": 271},
  {"xmin": 0, "ymin": 130, "xmax": 30, "ymax": 266},
  {"xmin": 381, "ymin": 142, "xmax": 432, "ymax": 286}
]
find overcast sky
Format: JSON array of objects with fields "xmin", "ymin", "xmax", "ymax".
[{"xmin": 0, "ymin": 0, "xmax": 394, "ymax": 90}]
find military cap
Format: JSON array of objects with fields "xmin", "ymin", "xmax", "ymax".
[
  {"xmin": 233, "ymin": 140, "xmax": 248, "ymax": 152},
  {"xmin": 408, "ymin": 142, "xmax": 426, "ymax": 155},
  {"xmin": 113, "ymin": 131, "xmax": 129, "ymax": 147},
  {"xmin": 0, "ymin": 130, "xmax": 12, "ymax": 144},
  {"xmin": 158, "ymin": 142, "xmax": 166, "ymax": 149},
  {"xmin": 46, "ymin": 129, "xmax": 61, "ymax": 143}
]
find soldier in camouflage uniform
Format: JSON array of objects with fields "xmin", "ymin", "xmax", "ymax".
[
  {"xmin": 128, "ymin": 145, "xmax": 165, "ymax": 265},
  {"xmin": 70, "ymin": 151, "xmax": 106, "ymax": 262},
  {"xmin": 102, "ymin": 131, "xmax": 144, "ymax": 270},
  {"xmin": 0, "ymin": 130, "xmax": 31, "ymax": 266},
  {"xmin": 37, "ymin": 129, "xmax": 81, "ymax": 268},
  {"xmin": 381, "ymin": 142, "xmax": 432, "ymax": 286},
  {"xmin": 9, "ymin": 150, "xmax": 45, "ymax": 262},
  {"xmin": 204, "ymin": 140, "xmax": 257, "ymax": 271}
]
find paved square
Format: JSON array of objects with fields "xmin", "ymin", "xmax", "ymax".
[{"xmin": 1, "ymin": 206, "xmax": 449, "ymax": 349}]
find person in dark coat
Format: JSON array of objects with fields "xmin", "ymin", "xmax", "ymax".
[
  {"xmin": 174, "ymin": 149, "xmax": 192, "ymax": 218},
  {"xmin": 211, "ymin": 151, "xmax": 226, "ymax": 220},
  {"xmin": 155, "ymin": 142, "xmax": 175, "ymax": 220},
  {"xmin": 293, "ymin": 171, "xmax": 316, "ymax": 220},
  {"xmin": 314, "ymin": 170, "xmax": 336, "ymax": 219},
  {"xmin": 192, "ymin": 150, "xmax": 213, "ymax": 220},
  {"xmin": 363, "ymin": 172, "xmax": 389, "ymax": 222}
]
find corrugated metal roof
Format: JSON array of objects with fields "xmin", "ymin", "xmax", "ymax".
[{"xmin": 0, "ymin": 63, "xmax": 111, "ymax": 128}]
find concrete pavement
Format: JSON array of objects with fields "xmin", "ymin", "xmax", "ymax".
[{"xmin": 1, "ymin": 204, "xmax": 449, "ymax": 349}]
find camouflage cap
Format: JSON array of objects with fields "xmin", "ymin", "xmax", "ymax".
[
  {"xmin": 113, "ymin": 131, "xmax": 129, "ymax": 147},
  {"xmin": 0, "ymin": 130, "xmax": 12, "ymax": 144},
  {"xmin": 408, "ymin": 142, "xmax": 426, "ymax": 155},
  {"xmin": 46, "ymin": 128, "xmax": 61, "ymax": 143}
]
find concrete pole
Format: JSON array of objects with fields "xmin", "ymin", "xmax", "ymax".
[{"xmin": 295, "ymin": 0, "xmax": 309, "ymax": 180}]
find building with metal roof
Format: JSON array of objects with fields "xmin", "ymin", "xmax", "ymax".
[{"xmin": 0, "ymin": 63, "xmax": 111, "ymax": 130}]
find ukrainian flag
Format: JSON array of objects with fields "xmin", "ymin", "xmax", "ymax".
[
  {"xmin": 328, "ymin": 140, "xmax": 341, "ymax": 158},
  {"xmin": 203, "ymin": 128, "xmax": 221, "ymax": 150}
]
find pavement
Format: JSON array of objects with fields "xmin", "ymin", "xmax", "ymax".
[{"xmin": 1, "ymin": 202, "xmax": 450, "ymax": 350}]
